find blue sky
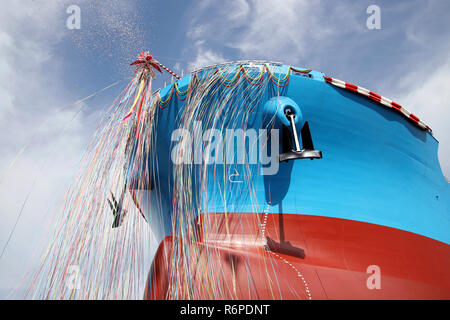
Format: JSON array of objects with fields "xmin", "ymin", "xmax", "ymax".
[{"xmin": 0, "ymin": 0, "xmax": 449, "ymax": 297}]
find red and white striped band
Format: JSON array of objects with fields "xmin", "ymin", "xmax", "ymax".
[
  {"xmin": 156, "ymin": 61, "xmax": 181, "ymax": 80},
  {"xmin": 323, "ymin": 76, "xmax": 431, "ymax": 132}
]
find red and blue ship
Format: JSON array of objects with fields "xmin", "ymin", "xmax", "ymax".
[{"xmin": 129, "ymin": 61, "xmax": 450, "ymax": 299}]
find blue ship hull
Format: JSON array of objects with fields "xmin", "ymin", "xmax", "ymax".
[{"xmin": 136, "ymin": 62, "xmax": 450, "ymax": 299}]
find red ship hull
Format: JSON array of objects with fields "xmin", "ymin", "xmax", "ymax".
[{"xmin": 145, "ymin": 213, "xmax": 450, "ymax": 299}]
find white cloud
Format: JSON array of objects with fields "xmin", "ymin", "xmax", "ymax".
[
  {"xmin": 188, "ymin": 46, "xmax": 226, "ymax": 71},
  {"xmin": 186, "ymin": 0, "xmax": 361, "ymax": 66},
  {"xmin": 0, "ymin": 1, "xmax": 91, "ymax": 293},
  {"xmin": 0, "ymin": 0, "xmax": 155, "ymax": 297},
  {"xmin": 397, "ymin": 57, "xmax": 450, "ymax": 177}
]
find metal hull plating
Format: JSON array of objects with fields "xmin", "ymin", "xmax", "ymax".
[
  {"xmin": 138, "ymin": 62, "xmax": 450, "ymax": 299},
  {"xmin": 145, "ymin": 213, "xmax": 450, "ymax": 299}
]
